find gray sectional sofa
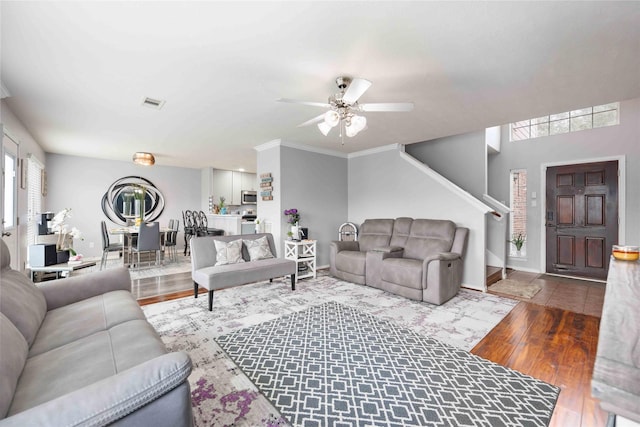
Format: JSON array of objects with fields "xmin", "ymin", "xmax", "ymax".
[
  {"xmin": 191, "ymin": 233, "xmax": 297, "ymax": 311},
  {"xmin": 330, "ymin": 218, "xmax": 469, "ymax": 305},
  {"xmin": 0, "ymin": 239, "xmax": 193, "ymax": 427}
]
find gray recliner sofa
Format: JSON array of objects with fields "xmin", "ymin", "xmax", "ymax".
[
  {"xmin": 0, "ymin": 239, "xmax": 193, "ymax": 427},
  {"xmin": 330, "ymin": 218, "xmax": 469, "ymax": 305}
]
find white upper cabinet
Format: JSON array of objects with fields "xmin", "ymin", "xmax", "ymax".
[
  {"xmin": 241, "ymin": 172, "xmax": 257, "ymax": 191},
  {"xmin": 211, "ymin": 169, "xmax": 233, "ymax": 204},
  {"xmin": 205, "ymin": 168, "xmax": 258, "ymax": 207}
]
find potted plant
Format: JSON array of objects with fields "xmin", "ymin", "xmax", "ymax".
[
  {"xmin": 219, "ymin": 197, "xmax": 227, "ymax": 214},
  {"xmin": 509, "ymin": 232, "xmax": 526, "ymax": 254}
]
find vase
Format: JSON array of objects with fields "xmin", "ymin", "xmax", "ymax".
[{"xmin": 291, "ymin": 225, "xmax": 299, "ymax": 241}]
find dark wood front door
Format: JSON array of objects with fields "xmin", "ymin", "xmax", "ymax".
[{"xmin": 545, "ymin": 161, "xmax": 618, "ymax": 280}]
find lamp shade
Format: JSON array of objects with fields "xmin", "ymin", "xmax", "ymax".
[
  {"xmin": 317, "ymin": 122, "xmax": 332, "ymax": 136},
  {"xmin": 346, "ymin": 115, "xmax": 367, "ymax": 137},
  {"xmin": 132, "ymin": 152, "xmax": 155, "ymax": 166},
  {"xmin": 324, "ymin": 110, "xmax": 340, "ymax": 127}
]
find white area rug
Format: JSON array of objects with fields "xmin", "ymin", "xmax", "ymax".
[
  {"xmin": 102, "ymin": 253, "xmax": 192, "ymax": 280},
  {"xmin": 142, "ymin": 273, "xmax": 518, "ymax": 426}
]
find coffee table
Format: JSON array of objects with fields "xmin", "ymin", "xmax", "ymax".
[{"xmin": 28, "ymin": 260, "xmax": 98, "ymax": 282}]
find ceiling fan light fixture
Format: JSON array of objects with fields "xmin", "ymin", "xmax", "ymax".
[
  {"xmin": 324, "ymin": 110, "xmax": 340, "ymax": 127},
  {"xmin": 133, "ymin": 152, "xmax": 155, "ymax": 166},
  {"xmin": 345, "ymin": 115, "xmax": 367, "ymax": 137},
  {"xmin": 317, "ymin": 122, "xmax": 332, "ymax": 136},
  {"xmin": 352, "ymin": 115, "xmax": 366, "ymax": 133}
]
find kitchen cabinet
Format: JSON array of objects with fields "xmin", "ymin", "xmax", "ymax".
[
  {"xmin": 211, "ymin": 169, "xmax": 233, "ymax": 204},
  {"xmin": 232, "ymin": 171, "xmax": 242, "ymax": 205},
  {"xmin": 207, "ymin": 214, "xmax": 241, "ymax": 235},
  {"xmin": 241, "ymin": 172, "xmax": 256, "ymax": 191},
  {"xmin": 203, "ymin": 168, "xmax": 258, "ymax": 209}
]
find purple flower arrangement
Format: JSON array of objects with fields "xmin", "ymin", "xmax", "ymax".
[{"xmin": 283, "ymin": 208, "xmax": 300, "ymax": 225}]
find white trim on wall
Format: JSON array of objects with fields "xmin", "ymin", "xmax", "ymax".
[
  {"xmin": 347, "ymin": 143, "xmax": 404, "ymax": 159},
  {"xmin": 538, "ymin": 154, "xmax": 626, "ymax": 276},
  {"xmin": 254, "ymin": 139, "xmax": 347, "ymax": 158}
]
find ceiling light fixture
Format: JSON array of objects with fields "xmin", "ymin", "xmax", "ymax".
[
  {"xmin": 132, "ymin": 152, "xmax": 155, "ymax": 166},
  {"xmin": 279, "ymin": 76, "xmax": 413, "ymax": 145}
]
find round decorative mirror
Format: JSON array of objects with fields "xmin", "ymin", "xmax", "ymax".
[{"xmin": 101, "ymin": 176, "xmax": 165, "ymax": 225}]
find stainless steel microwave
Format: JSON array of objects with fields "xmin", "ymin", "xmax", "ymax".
[{"xmin": 241, "ymin": 190, "xmax": 257, "ymax": 204}]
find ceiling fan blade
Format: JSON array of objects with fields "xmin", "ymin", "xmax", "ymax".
[
  {"xmin": 297, "ymin": 113, "xmax": 326, "ymax": 127},
  {"xmin": 342, "ymin": 78, "xmax": 372, "ymax": 104},
  {"xmin": 360, "ymin": 102, "xmax": 414, "ymax": 112},
  {"xmin": 277, "ymin": 98, "xmax": 330, "ymax": 108}
]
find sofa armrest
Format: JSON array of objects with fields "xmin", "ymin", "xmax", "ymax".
[
  {"xmin": 420, "ymin": 252, "xmax": 463, "ymax": 282},
  {"xmin": 39, "ymin": 267, "xmax": 131, "ymax": 310},
  {"xmin": 329, "ymin": 240, "xmax": 360, "ymax": 252},
  {"xmin": 0, "ymin": 352, "xmax": 192, "ymax": 427},
  {"xmin": 370, "ymin": 246, "xmax": 404, "ymax": 254}
]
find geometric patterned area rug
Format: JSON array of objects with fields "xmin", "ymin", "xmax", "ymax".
[
  {"xmin": 489, "ymin": 279, "xmax": 543, "ymax": 299},
  {"xmin": 216, "ymin": 301, "xmax": 559, "ymax": 427},
  {"xmin": 142, "ymin": 272, "xmax": 519, "ymax": 426}
]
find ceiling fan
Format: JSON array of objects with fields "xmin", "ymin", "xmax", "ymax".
[{"xmin": 277, "ymin": 76, "xmax": 414, "ymax": 143}]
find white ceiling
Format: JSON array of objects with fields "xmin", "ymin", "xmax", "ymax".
[{"xmin": 2, "ymin": 1, "xmax": 639, "ymax": 172}]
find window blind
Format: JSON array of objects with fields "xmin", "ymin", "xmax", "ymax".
[{"xmin": 27, "ymin": 155, "xmax": 43, "ymax": 247}]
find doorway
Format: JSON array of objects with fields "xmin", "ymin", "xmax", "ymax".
[
  {"xmin": 545, "ymin": 160, "xmax": 619, "ymax": 280},
  {"xmin": 2, "ymin": 131, "xmax": 20, "ymax": 270}
]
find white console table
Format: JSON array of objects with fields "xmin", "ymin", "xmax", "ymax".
[{"xmin": 284, "ymin": 240, "xmax": 317, "ymax": 284}]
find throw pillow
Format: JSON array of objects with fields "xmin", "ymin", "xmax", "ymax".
[
  {"xmin": 214, "ymin": 239, "xmax": 245, "ymax": 266},
  {"xmin": 244, "ymin": 236, "xmax": 274, "ymax": 261}
]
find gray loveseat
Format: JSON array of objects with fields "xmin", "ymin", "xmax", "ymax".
[
  {"xmin": 191, "ymin": 233, "xmax": 296, "ymax": 311},
  {"xmin": 0, "ymin": 240, "xmax": 193, "ymax": 427},
  {"xmin": 329, "ymin": 218, "xmax": 469, "ymax": 305}
]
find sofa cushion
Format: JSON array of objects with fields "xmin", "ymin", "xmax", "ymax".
[
  {"xmin": 28, "ymin": 290, "xmax": 147, "ymax": 357},
  {"xmin": 403, "ymin": 219, "xmax": 456, "ymax": 260},
  {"xmin": 0, "ymin": 269, "xmax": 47, "ymax": 347},
  {"xmin": 0, "ymin": 313, "xmax": 28, "ymax": 418},
  {"xmin": 9, "ymin": 319, "xmax": 167, "ymax": 416},
  {"xmin": 193, "ymin": 257, "xmax": 296, "ymax": 291},
  {"xmin": 214, "ymin": 239, "xmax": 245, "ymax": 266},
  {"xmin": 381, "ymin": 258, "xmax": 424, "ymax": 289},
  {"xmin": 358, "ymin": 219, "xmax": 394, "ymax": 252},
  {"xmin": 389, "ymin": 217, "xmax": 413, "ymax": 247},
  {"xmin": 335, "ymin": 251, "xmax": 367, "ymax": 276},
  {"xmin": 244, "ymin": 236, "xmax": 274, "ymax": 261}
]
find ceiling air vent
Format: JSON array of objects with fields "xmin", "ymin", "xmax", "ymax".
[{"xmin": 141, "ymin": 97, "xmax": 165, "ymax": 110}]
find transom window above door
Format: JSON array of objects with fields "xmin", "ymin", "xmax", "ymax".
[{"xmin": 510, "ymin": 102, "xmax": 619, "ymax": 142}]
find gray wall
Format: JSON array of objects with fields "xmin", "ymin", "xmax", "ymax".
[
  {"xmin": 348, "ymin": 147, "xmax": 487, "ymax": 290},
  {"xmin": 406, "ymin": 130, "xmax": 486, "ymax": 199},
  {"xmin": 488, "ymin": 96, "xmax": 640, "ymax": 272},
  {"xmin": 45, "ymin": 153, "xmax": 201, "ymax": 258},
  {"xmin": 256, "ymin": 143, "xmax": 283, "ymax": 254},
  {"xmin": 280, "ymin": 145, "xmax": 348, "ymax": 267}
]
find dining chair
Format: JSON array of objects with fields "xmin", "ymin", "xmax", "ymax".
[
  {"xmin": 100, "ymin": 220, "xmax": 123, "ymax": 270},
  {"xmin": 130, "ymin": 222, "xmax": 161, "ymax": 269},
  {"xmin": 198, "ymin": 211, "xmax": 224, "ymax": 236},
  {"xmin": 164, "ymin": 219, "xmax": 179, "ymax": 262},
  {"xmin": 183, "ymin": 210, "xmax": 196, "ymax": 256}
]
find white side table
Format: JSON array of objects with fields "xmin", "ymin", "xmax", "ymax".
[{"xmin": 284, "ymin": 239, "xmax": 317, "ymax": 283}]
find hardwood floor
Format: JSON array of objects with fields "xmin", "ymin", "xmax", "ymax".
[{"xmin": 137, "ymin": 270, "xmax": 607, "ymax": 426}]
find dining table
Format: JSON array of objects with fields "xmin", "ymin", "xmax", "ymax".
[{"xmin": 109, "ymin": 226, "xmax": 173, "ymax": 267}]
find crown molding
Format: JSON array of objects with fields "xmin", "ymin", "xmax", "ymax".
[
  {"xmin": 254, "ymin": 139, "xmax": 348, "ymax": 158},
  {"xmin": 347, "ymin": 143, "xmax": 404, "ymax": 159}
]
